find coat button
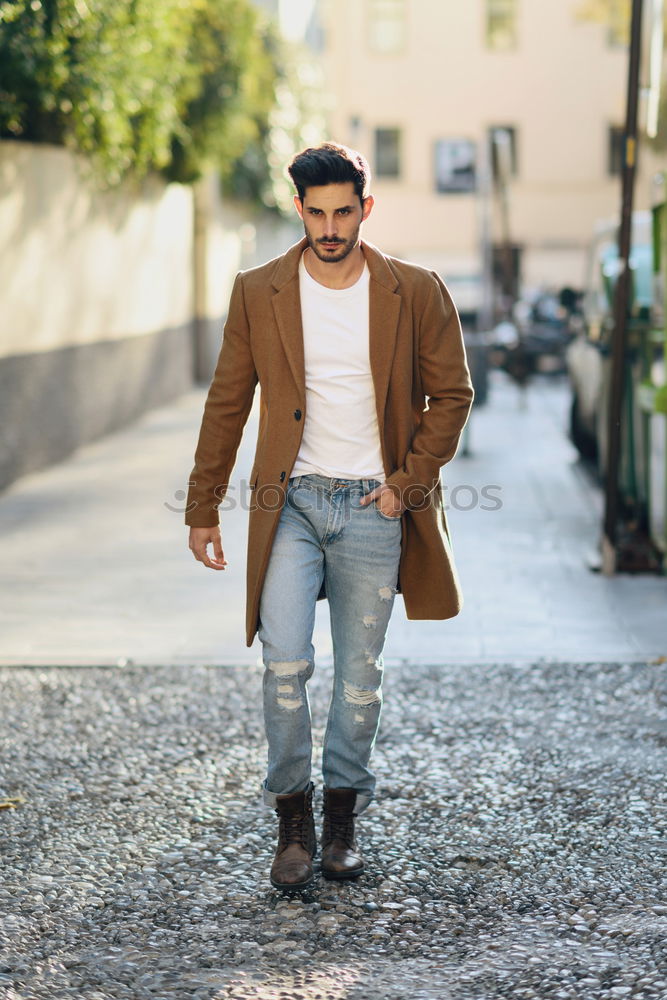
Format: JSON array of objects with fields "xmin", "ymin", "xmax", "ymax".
[
  {"xmin": 294, "ymin": 409, "xmax": 302, "ymax": 421},
  {"xmin": 279, "ymin": 471, "xmax": 286, "ymax": 482}
]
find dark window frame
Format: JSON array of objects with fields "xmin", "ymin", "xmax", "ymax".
[
  {"xmin": 374, "ymin": 127, "xmax": 402, "ymax": 179},
  {"xmin": 434, "ymin": 138, "xmax": 477, "ymax": 194}
]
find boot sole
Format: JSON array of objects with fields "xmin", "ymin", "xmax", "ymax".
[
  {"xmin": 321, "ymin": 865, "xmax": 365, "ymax": 880},
  {"xmin": 270, "ymin": 872, "xmax": 315, "ymax": 891}
]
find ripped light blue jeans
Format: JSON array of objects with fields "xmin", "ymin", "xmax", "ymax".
[{"xmin": 258, "ymin": 474, "xmax": 402, "ymax": 815}]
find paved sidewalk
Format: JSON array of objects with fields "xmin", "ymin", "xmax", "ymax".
[{"xmin": 0, "ymin": 371, "xmax": 664, "ymax": 666}]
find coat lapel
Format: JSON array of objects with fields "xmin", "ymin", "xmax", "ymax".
[
  {"xmin": 271, "ymin": 238, "xmax": 308, "ymax": 402},
  {"xmin": 364, "ymin": 241, "xmax": 401, "ymax": 432},
  {"xmin": 269, "ymin": 237, "xmax": 402, "ymax": 420}
]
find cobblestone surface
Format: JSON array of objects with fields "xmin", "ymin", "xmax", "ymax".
[{"xmin": 1, "ymin": 659, "xmax": 666, "ymax": 999}]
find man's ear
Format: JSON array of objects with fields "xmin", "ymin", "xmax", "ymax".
[
  {"xmin": 361, "ymin": 195, "xmax": 375, "ymax": 222},
  {"xmin": 293, "ymin": 195, "xmax": 304, "ymax": 220}
]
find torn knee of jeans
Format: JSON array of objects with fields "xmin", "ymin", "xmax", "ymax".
[
  {"xmin": 268, "ymin": 660, "xmax": 309, "ymax": 710},
  {"xmin": 343, "ymin": 680, "xmax": 381, "ymax": 708},
  {"xmin": 362, "ymin": 614, "xmax": 378, "ymax": 629},
  {"xmin": 274, "ymin": 682, "xmax": 302, "ymax": 711},
  {"xmin": 267, "ymin": 658, "xmax": 310, "ymax": 677},
  {"xmin": 378, "ymin": 586, "xmax": 395, "ymax": 602},
  {"xmin": 276, "ymin": 696, "xmax": 302, "ymax": 711}
]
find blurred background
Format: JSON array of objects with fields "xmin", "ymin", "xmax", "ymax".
[{"xmin": 0, "ymin": 0, "xmax": 665, "ymax": 665}]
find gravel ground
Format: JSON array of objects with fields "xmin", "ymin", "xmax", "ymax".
[{"xmin": 1, "ymin": 659, "xmax": 666, "ymax": 1000}]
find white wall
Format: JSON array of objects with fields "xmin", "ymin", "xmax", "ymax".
[
  {"xmin": 0, "ymin": 142, "xmax": 195, "ymax": 359},
  {"xmin": 0, "ymin": 141, "xmax": 299, "ymax": 489}
]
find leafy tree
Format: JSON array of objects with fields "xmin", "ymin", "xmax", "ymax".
[
  {"xmin": 0, "ymin": 0, "xmax": 282, "ymax": 192},
  {"xmin": 264, "ymin": 45, "xmax": 327, "ymax": 213},
  {"xmin": 167, "ymin": 0, "xmax": 278, "ymax": 193}
]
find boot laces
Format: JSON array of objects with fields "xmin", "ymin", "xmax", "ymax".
[
  {"xmin": 324, "ymin": 812, "xmax": 355, "ymax": 847},
  {"xmin": 278, "ymin": 811, "xmax": 308, "ymax": 849}
]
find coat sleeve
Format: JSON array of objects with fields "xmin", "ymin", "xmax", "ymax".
[
  {"xmin": 184, "ymin": 273, "xmax": 258, "ymax": 527},
  {"xmin": 384, "ymin": 271, "xmax": 474, "ymax": 508}
]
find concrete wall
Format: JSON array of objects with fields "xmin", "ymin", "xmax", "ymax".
[
  {"xmin": 0, "ymin": 141, "xmax": 300, "ymax": 491},
  {"xmin": 0, "ymin": 142, "xmax": 197, "ymax": 489}
]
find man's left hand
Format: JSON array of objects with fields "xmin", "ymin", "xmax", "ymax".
[{"xmin": 360, "ymin": 484, "xmax": 403, "ymax": 518}]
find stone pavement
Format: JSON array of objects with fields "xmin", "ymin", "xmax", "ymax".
[
  {"xmin": 1, "ymin": 659, "xmax": 666, "ymax": 1000},
  {"xmin": 0, "ymin": 370, "xmax": 665, "ymax": 666}
]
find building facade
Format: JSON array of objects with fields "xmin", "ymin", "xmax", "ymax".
[{"xmin": 319, "ymin": 0, "xmax": 664, "ymax": 311}]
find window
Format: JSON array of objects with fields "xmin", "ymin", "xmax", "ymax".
[
  {"xmin": 434, "ymin": 139, "xmax": 477, "ymax": 194},
  {"xmin": 368, "ymin": 0, "xmax": 406, "ymax": 54},
  {"xmin": 607, "ymin": 0, "xmax": 630, "ymax": 47},
  {"xmin": 375, "ymin": 128, "xmax": 401, "ymax": 178},
  {"xmin": 489, "ymin": 126, "xmax": 519, "ymax": 179},
  {"xmin": 608, "ymin": 125, "xmax": 625, "ymax": 175},
  {"xmin": 486, "ymin": 0, "xmax": 518, "ymax": 51}
]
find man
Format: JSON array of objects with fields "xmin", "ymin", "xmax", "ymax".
[{"xmin": 186, "ymin": 142, "xmax": 473, "ymax": 891}]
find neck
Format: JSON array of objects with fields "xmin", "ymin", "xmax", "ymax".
[{"xmin": 304, "ymin": 243, "xmax": 365, "ymax": 289}]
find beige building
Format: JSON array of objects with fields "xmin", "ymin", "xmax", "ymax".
[{"xmin": 318, "ymin": 0, "xmax": 664, "ymax": 314}]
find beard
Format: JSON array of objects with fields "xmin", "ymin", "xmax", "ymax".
[{"xmin": 303, "ymin": 222, "xmax": 361, "ymax": 264}]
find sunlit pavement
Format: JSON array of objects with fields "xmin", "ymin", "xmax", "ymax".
[{"xmin": 0, "ymin": 369, "xmax": 664, "ymax": 667}]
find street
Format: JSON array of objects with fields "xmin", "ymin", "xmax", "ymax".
[
  {"xmin": 3, "ymin": 0, "xmax": 667, "ymax": 995},
  {"xmin": 0, "ymin": 372, "xmax": 665, "ymax": 666},
  {"xmin": 0, "ymin": 371, "xmax": 666, "ymax": 1000}
]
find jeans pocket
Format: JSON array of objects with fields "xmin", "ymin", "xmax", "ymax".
[{"xmin": 373, "ymin": 502, "xmax": 402, "ymax": 523}]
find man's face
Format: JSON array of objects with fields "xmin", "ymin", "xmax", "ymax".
[{"xmin": 294, "ymin": 182, "xmax": 374, "ymax": 264}]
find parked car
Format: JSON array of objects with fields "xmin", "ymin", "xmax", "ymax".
[
  {"xmin": 566, "ymin": 212, "xmax": 654, "ymax": 464},
  {"xmin": 566, "ymin": 205, "xmax": 666, "ymax": 565}
]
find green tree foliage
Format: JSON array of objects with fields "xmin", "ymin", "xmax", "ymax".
[
  {"xmin": 169, "ymin": 0, "xmax": 278, "ymax": 192},
  {"xmin": 0, "ymin": 0, "xmax": 281, "ymax": 191}
]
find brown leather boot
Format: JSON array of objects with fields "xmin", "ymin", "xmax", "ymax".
[
  {"xmin": 321, "ymin": 787, "xmax": 365, "ymax": 880},
  {"xmin": 270, "ymin": 783, "xmax": 316, "ymax": 890}
]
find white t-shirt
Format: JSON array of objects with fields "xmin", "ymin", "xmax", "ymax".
[{"xmin": 290, "ymin": 253, "xmax": 385, "ymax": 482}]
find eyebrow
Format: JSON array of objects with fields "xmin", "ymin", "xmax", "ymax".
[{"xmin": 306, "ymin": 204, "xmax": 355, "ymax": 212}]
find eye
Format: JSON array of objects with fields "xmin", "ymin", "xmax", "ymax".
[{"xmin": 337, "ymin": 208, "xmax": 351, "ymax": 216}]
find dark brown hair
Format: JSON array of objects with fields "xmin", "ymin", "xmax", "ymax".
[{"xmin": 288, "ymin": 142, "xmax": 371, "ymax": 205}]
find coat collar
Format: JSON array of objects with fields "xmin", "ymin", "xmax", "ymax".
[
  {"xmin": 270, "ymin": 237, "xmax": 400, "ymax": 292},
  {"xmin": 270, "ymin": 238, "xmax": 401, "ymax": 449}
]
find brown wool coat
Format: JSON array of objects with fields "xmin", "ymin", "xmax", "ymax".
[{"xmin": 185, "ymin": 237, "xmax": 474, "ymax": 647}]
